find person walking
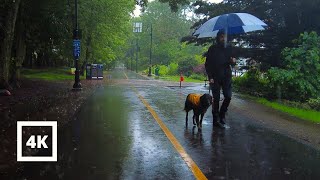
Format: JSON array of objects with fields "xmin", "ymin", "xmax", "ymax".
[{"xmin": 205, "ymin": 31, "xmax": 236, "ymax": 127}]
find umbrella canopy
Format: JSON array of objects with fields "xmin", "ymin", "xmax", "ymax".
[{"xmin": 194, "ymin": 13, "xmax": 267, "ymax": 38}]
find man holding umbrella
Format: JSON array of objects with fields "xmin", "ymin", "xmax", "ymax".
[
  {"xmin": 205, "ymin": 30, "xmax": 236, "ymax": 127},
  {"xmin": 195, "ymin": 13, "xmax": 267, "ymax": 128}
]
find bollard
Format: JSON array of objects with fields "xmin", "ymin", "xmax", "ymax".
[{"xmin": 180, "ymin": 73, "xmax": 184, "ymax": 88}]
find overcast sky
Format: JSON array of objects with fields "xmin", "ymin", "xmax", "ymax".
[{"xmin": 133, "ymin": 0, "xmax": 223, "ymax": 17}]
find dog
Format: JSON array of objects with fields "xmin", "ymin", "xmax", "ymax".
[{"xmin": 184, "ymin": 93, "xmax": 213, "ymax": 130}]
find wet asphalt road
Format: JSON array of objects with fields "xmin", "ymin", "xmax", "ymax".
[{"xmin": 15, "ymin": 69, "xmax": 320, "ymax": 180}]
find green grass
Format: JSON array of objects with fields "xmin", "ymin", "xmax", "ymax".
[
  {"xmin": 158, "ymin": 75, "xmax": 204, "ymax": 83},
  {"xmin": 257, "ymin": 98, "xmax": 320, "ymax": 123},
  {"xmin": 22, "ymin": 68, "xmax": 85, "ymax": 81}
]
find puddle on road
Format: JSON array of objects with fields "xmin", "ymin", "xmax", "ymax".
[{"xmin": 165, "ymin": 85, "xmax": 214, "ymax": 96}]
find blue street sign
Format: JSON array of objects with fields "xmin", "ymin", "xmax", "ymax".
[{"xmin": 73, "ymin": 40, "xmax": 81, "ymax": 58}]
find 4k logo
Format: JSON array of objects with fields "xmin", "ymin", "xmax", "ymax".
[
  {"xmin": 17, "ymin": 121, "xmax": 57, "ymax": 162},
  {"xmin": 26, "ymin": 135, "xmax": 49, "ymax": 149}
]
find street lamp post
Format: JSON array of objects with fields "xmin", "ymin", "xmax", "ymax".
[
  {"xmin": 73, "ymin": 0, "xmax": 81, "ymax": 90},
  {"xmin": 133, "ymin": 22, "xmax": 142, "ymax": 74},
  {"xmin": 131, "ymin": 40, "xmax": 133, "ymax": 71},
  {"xmin": 136, "ymin": 39, "xmax": 138, "ymax": 73},
  {"xmin": 148, "ymin": 24, "xmax": 152, "ymax": 77}
]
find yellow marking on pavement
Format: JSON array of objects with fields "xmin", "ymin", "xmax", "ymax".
[
  {"xmin": 123, "ymin": 72, "xmax": 129, "ymax": 80},
  {"xmin": 132, "ymin": 88, "xmax": 208, "ymax": 180}
]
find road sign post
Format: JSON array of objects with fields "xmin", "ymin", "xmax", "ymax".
[{"xmin": 73, "ymin": 0, "xmax": 81, "ymax": 90}]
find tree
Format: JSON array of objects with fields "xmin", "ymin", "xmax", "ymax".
[
  {"xmin": 126, "ymin": 0, "xmax": 203, "ymax": 72},
  {"xmin": 158, "ymin": 0, "xmax": 190, "ymax": 12},
  {"xmin": 0, "ymin": 0, "xmax": 22, "ymax": 88},
  {"xmin": 80, "ymin": 0, "xmax": 134, "ymax": 67},
  {"xmin": 0, "ymin": 0, "xmax": 135, "ymax": 88},
  {"xmin": 267, "ymin": 32, "xmax": 320, "ymax": 101}
]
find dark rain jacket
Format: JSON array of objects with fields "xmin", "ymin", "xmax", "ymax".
[{"xmin": 205, "ymin": 43, "xmax": 235, "ymax": 81}]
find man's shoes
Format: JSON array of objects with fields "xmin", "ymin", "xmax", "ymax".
[
  {"xmin": 212, "ymin": 112, "xmax": 219, "ymax": 124},
  {"xmin": 220, "ymin": 118, "xmax": 226, "ymax": 125},
  {"xmin": 213, "ymin": 115, "xmax": 224, "ymax": 129},
  {"xmin": 213, "ymin": 121, "xmax": 226, "ymax": 129},
  {"xmin": 219, "ymin": 112, "xmax": 226, "ymax": 125}
]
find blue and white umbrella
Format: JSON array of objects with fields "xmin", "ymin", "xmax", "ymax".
[{"xmin": 193, "ymin": 13, "xmax": 267, "ymax": 39}]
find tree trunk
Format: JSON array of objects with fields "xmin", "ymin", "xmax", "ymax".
[
  {"xmin": 0, "ymin": 0, "xmax": 21, "ymax": 88},
  {"xmin": 13, "ymin": 17, "xmax": 26, "ymax": 87}
]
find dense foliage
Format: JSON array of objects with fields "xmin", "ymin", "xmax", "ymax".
[
  {"xmin": 234, "ymin": 32, "xmax": 320, "ymax": 110},
  {"xmin": 267, "ymin": 32, "xmax": 320, "ymax": 101}
]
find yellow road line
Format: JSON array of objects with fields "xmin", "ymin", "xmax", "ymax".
[
  {"xmin": 133, "ymin": 88, "xmax": 208, "ymax": 180},
  {"xmin": 123, "ymin": 72, "xmax": 129, "ymax": 80}
]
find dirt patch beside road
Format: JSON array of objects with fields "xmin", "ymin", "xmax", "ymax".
[{"xmin": 0, "ymin": 78, "xmax": 104, "ymax": 173}]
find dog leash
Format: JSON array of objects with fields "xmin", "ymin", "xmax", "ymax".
[
  {"xmin": 209, "ymin": 82, "xmax": 224, "ymax": 101},
  {"xmin": 208, "ymin": 82, "xmax": 212, "ymax": 95}
]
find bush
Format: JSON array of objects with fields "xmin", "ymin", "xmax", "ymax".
[
  {"xmin": 167, "ymin": 63, "xmax": 178, "ymax": 75},
  {"xmin": 178, "ymin": 58, "xmax": 197, "ymax": 76},
  {"xmin": 189, "ymin": 73, "xmax": 206, "ymax": 80},
  {"xmin": 307, "ymin": 98, "xmax": 320, "ymax": 111},
  {"xmin": 267, "ymin": 31, "xmax": 320, "ymax": 101},
  {"xmin": 233, "ymin": 69, "xmax": 270, "ymax": 97},
  {"xmin": 280, "ymin": 100, "xmax": 312, "ymax": 110},
  {"xmin": 143, "ymin": 68, "xmax": 149, "ymax": 75},
  {"xmin": 158, "ymin": 65, "xmax": 169, "ymax": 76}
]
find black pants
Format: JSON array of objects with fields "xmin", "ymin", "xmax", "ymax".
[{"xmin": 210, "ymin": 78, "xmax": 232, "ymax": 115}]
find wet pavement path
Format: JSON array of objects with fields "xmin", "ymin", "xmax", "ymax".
[{"xmin": 14, "ymin": 69, "xmax": 320, "ymax": 180}]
